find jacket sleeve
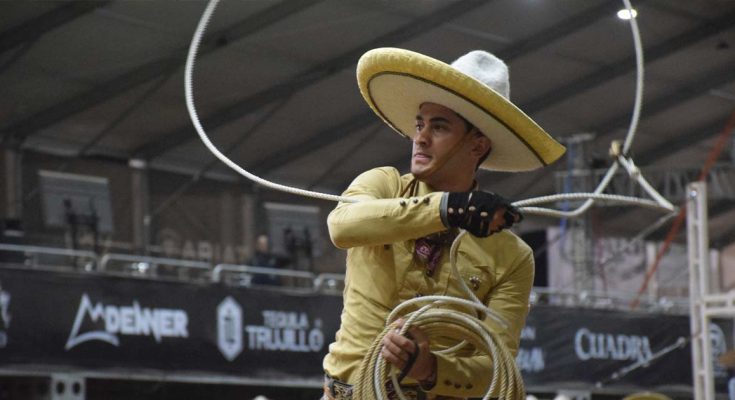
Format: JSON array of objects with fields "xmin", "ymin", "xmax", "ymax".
[
  {"xmin": 327, "ymin": 167, "xmax": 446, "ymax": 249},
  {"xmin": 427, "ymin": 246, "xmax": 534, "ymax": 398}
]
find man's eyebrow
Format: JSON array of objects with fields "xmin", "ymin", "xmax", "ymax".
[{"xmin": 415, "ymin": 115, "xmax": 452, "ymax": 124}]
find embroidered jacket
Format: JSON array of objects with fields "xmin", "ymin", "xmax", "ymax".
[{"xmin": 322, "ymin": 166, "xmax": 534, "ymax": 398}]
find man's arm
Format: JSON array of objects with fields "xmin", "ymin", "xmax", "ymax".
[{"xmin": 327, "ymin": 167, "xmax": 445, "ymax": 249}]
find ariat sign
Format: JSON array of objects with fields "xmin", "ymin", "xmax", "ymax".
[
  {"xmin": 574, "ymin": 327, "xmax": 653, "ymax": 363},
  {"xmin": 66, "ymin": 293, "xmax": 188, "ymax": 350}
]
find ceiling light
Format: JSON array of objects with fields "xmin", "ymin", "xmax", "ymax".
[{"xmin": 617, "ymin": 8, "xmax": 638, "ymax": 20}]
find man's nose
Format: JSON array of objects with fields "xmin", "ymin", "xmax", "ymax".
[{"xmin": 414, "ymin": 126, "xmax": 430, "ymax": 145}]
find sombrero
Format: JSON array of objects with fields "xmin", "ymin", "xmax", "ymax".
[{"xmin": 356, "ymin": 48, "xmax": 566, "ymax": 172}]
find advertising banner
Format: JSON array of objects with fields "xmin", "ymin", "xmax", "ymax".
[
  {"xmin": 0, "ymin": 267, "xmax": 731, "ymax": 392},
  {"xmin": 0, "ymin": 268, "xmax": 341, "ymax": 381},
  {"xmin": 520, "ymin": 306, "xmax": 732, "ymax": 391}
]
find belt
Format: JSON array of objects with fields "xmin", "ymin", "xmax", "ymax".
[
  {"xmin": 323, "ymin": 375, "xmax": 465, "ymax": 400},
  {"xmin": 323, "ymin": 375, "xmax": 421, "ymax": 400}
]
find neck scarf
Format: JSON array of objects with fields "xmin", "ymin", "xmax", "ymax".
[{"xmin": 414, "ymin": 230, "xmax": 455, "ymax": 277}]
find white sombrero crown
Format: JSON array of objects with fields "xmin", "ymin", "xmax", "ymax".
[
  {"xmin": 356, "ymin": 48, "xmax": 565, "ymax": 172},
  {"xmin": 451, "ymin": 50, "xmax": 509, "ymax": 99}
]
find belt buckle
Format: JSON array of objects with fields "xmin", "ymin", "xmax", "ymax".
[
  {"xmin": 385, "ymin": 380, "xmax": 420, "ymax": 400},
  {"xmin": 330, "ymin": 378, "xmax": 353, "ymax": 400}
]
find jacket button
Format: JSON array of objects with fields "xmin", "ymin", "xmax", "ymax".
[
  {"xmin": 399, "ymin": 200, "xmax": 407, "ymax": 206},
  {"xmin": 412, "ymin": 198, "xmax": 419, "ymax": 204},
  {"xmin": 423, "ymin": 197, "xmax": 430, "ymax": 204},
  {"xmin": 466, "ymin": 383, "xmax": 473, "ymax": 389},
  {"xmin": 469, "ymin": 276, "xmax": 481, "ymax": 290},
  {"xmin": 454, "ymin": 383, "xmax": 461, "ymax": 389},
  {"xmin": 444, "ymin": 380, "xmax": 452, "ymax": 386}
]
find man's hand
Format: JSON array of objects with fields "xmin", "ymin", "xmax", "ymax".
[
  {"xmin": 381, "ymin": 319, "xmax": 436, "ymax": 384},
  {"xmin": 443, "ymin": 191, "xmax": 522, "ymax": 237}
]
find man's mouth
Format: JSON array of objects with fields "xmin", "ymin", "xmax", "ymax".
[{"xmin": 413, "ymin": 152, "xmax": 431, "ymax": 161}]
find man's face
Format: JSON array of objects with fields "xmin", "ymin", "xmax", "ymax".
[
  {"xmin": 411, "ymin": 103, "xmax": 472, "ymax": 180},
  {"xmin": 256, "ymin": 235, "xmax": 269, "ymax": 253}
]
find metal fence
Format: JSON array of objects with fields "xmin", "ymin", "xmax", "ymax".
[{"xmin": 0, "ymin": 242, "xmax": 687, "ymax": 312}]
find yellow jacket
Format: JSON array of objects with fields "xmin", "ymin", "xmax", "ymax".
[{"xmin": 323, "ymin": 167, "xmax": 534, "ymax": 398}]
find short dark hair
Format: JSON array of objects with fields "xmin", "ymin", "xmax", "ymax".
[
  {"xmin": 476, "ymin": 139, "xmax": 491, "ymax": 170},
  {"xmin": 454, "ymin": 112, "xmax": 492, "ymax": 170}
]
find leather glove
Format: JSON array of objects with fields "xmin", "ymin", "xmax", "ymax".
[{"xmin": 442, "ymin": 191, "xmax": 522, "ymax": 237}]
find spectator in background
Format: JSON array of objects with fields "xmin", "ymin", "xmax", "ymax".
[
  {"xmin": 283, "ymin": 226, "xmax": 297, "ymax": 262},
  {"xmin": 302, "ymin": 226, "xmax": 313, "ymax": 267},
  {"xmin": 248, "ymin": 234, "xmax": 280, "ymax": 286}
]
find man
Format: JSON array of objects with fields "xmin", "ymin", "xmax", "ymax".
[
  {"xmin": 322, "ymin": 48, "xmax": 565, "ymax": 399},
  {"xmin": 248, "ymin": 234, "xmax": 280, "ymax": 286}
]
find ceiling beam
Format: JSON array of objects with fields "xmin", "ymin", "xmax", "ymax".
[
  {"xmin": 305, "ymin": 125, "xmax": 380, "ymax": 190},
  {"xmin": 0, "ymin": 0, "xmax": 324, "ymax": 146},
  {"xmin": 250, "ymin": 112, "xmax": 378, "ymax": 174},
  {"xmin": 521, "ymin": 8, "xmax": 735, "ymax": 115},
  {"xmin": 590, "ymin": 65, "xmax": 735, "ymax": 136},
  {"xmin": 636, "ymin": 118, "xmax": 728, "ymax": 165},
  {"xmin": 0, "ymin": 1, "xmax": 110, "ymax": 54},
  {"xmin": 133, "ymin": 0, "xmax": 490, "ymax": 160},
  {"xmin": 497, "ymin": 0, "xmax": 623, "ymax": 62}
]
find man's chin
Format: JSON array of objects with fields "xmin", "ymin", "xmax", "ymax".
[{"xmin": 411, "ymin": 165, "xmax": 430, "ymax": 179}]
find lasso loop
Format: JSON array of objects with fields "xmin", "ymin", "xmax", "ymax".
[{"xmin": 185, "ymin": 1, "xmax": 663, "ymax": 398}]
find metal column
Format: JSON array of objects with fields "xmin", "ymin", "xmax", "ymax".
[
  {"xmin": 688, "ymin": 181, "xmax": 713, "ymax": 400},
  {"xmin": 130, "ymin": 159, "xmax": 150, "ymax": 254},
  {"xmin": 556, "ymin": 133, "xmax": 596, "ymax": 293}
]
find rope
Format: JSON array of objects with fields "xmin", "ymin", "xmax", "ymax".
[
  {"xmin": 184, "ymin": 0, "xmax": 358, "ymax": 205},
  {"xmin": 353, "ymin": 231, "xmax": 524, "ymax": 400},
  {"xmin": 183, "ymin": 0, "xmax": 661, "ymax": 398},
  {"xmin": 184, "ymin": 0, "xmax": 669, "ymax": 217}
]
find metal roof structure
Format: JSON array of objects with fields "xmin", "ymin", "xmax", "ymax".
[{"xmin": 1, "ymin": 0, "xmax": 735, "ymax": 245}]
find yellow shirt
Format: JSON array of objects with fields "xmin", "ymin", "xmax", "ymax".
[{"xmin": 323, "ymin": 167, "xmax": 534, "ymax": 398}]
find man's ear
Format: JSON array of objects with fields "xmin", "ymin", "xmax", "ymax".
[{"xmin": 470, "ymin": 133, "xmax": 492, "ymax": 158}]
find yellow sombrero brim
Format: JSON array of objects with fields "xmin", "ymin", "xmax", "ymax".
[{"xmin": 357, "ymin": 48, "xmax": 566, "ymax": 172}]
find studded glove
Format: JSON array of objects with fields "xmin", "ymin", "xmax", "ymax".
[{"xmin": 442, "ymin": 191, "xmax": 522, "ymax": 237}]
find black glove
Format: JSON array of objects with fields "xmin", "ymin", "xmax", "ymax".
[{"xmin": 443, "ymin": 191, "xmax": 522, "ymax": 237}]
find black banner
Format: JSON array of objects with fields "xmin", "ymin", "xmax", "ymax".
[
  {"xmin": 0, "ymin": 267, "xmax": 341, "ymax": 381},
  {"xmin": 520, "ymin": 306, "xmax": 732, "ymax": 391},
  {"xmin": 0, "ymin": 267, "xmax": 730, "ymax": 392}
]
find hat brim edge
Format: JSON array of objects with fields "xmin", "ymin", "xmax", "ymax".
[{"xmin": 357, "ymin": 48, "xmax": 566, "ymax": 172}]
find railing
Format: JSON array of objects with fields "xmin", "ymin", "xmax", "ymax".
[
  {"xmin": 0, "ymin": 243, "xmax": 97, "ymax": 270},
  {"xmin": 0, "ymin": 242, "xmax": 690, "ymax": 311},
  {"xmin": 212, "ymin": 264, "xmax": 317, "ymax": 293},
  {"xmin": 99, "ymin": 253, "xmax": 211, "ymax": 281},
  {"xmin": 313, "ymin": 273, "xmax": 346, "ymax": 294},
  {"xmin": 530, "ymin": 286, "xmax": 689, "ymax": 314}
]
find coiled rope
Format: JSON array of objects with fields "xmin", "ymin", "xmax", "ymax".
[
  {"xmin": 184, "ymin": 1, "xmax": 664, "ymax": 398},
  {"xmin": 353, "ymin": 230, "xmax": 525, "ymax": 400}
]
